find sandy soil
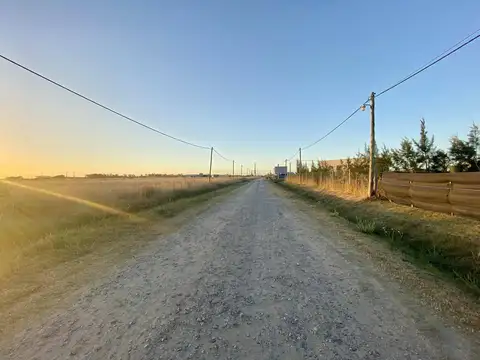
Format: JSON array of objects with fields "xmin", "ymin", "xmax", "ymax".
[{"xmin": 1, "ymin": 179, "xmax": 478, "ymax": 359}]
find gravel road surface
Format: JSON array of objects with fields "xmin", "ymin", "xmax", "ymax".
[{"xmin": 2, "ymin": 180, "xmax": 477, "ymax": 359}]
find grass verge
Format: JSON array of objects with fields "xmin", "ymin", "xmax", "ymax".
[
  {"xmin": 1, "ymin": 179, "xmax": 246, "ymax": 279},
  {"xmin": 0, "ymin": 179, "xmax": 248, "ymax": 337},
  {"xmin": 277, "ymin": 181, "xmax": 480, "ymax": 297}
]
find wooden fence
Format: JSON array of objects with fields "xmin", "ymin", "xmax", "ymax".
[{"xmin": 378, "ymin": 172, "xmax": 480, "ymax": 219}]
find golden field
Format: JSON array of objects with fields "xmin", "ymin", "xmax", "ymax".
[
  {"xmin": 0, "ymin": 176, "xmax": 237, "ymax": 280},
  {"xmin": 0, "ymin": 176, "xmax": 245, "ymax": 336}
]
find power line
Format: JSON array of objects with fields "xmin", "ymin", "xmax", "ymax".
[
  {"xmin": 301, "ymin": 98, "xmax": 370, "ymax": 151},
  {"xmin": 287, "ymin": 150, "xmax": 299, "ymax": 162},
  {"xmin": 299, "ymin": 28, "xmax": 480, "ymax": 152},
  {"xmin": 301, "ymin": 107, "xmax": 361, "ymax": 150},
  {"xmin": 213, "ymin": 149, "xmax": 232, "ymax": 162},
  {"xmin": 376, "ymin": 32, "xmax": 480, "ymax": 98},
  {"xmin": 0, "ymin": 54, "xmax": 211, "ymax": 150},
  {"xmin": 393, "ymin": 27, "xmax": 480, "ymax": 85}
]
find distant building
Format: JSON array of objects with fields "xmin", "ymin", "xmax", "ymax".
[{"xmin": 321, "ymin": 159, "xmax": 347, "ymax": 168}]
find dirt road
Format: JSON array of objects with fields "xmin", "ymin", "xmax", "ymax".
[{"xmin": 2, "ymin": 180, "xmax": 477, "ymax": 359}]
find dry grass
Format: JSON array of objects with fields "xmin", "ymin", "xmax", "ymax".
[
  {"xmin": 288, "ymin": 174, "xmax": 368, "ymax": 198},
  {"xmin": 0, "ymin": 179, "xmax": 247, "ymax": 337},
  {"xmin": 277, "ymin": 181, "xmax": 480, "ymax": 296},
  {"xmin": 0, "ymin": 177, "xmax": 238, "ymax": 281},
  {"xmin": 273, "ymin": 185, "xmax": 480, "ymax": 332}
]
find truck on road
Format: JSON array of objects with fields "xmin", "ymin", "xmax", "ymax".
[{"xmin": 274, "ymin": 166, "xmax": 288, "ymax": 180}]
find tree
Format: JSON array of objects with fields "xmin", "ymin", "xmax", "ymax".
[
  {"xmin": 467, "ymin": 122, "xmax": 480, "ymax": 170},
  {"xmin": 296, "ymin": 160, "xmax": 308, "ymax": 174},
  {"xmin": 448, "ymin": 136, "xmax": 477, "ymax": 172},
  {"xmin": 349, "ymin": 144, "xmax": 369, "ymax": 175},
  {"xmin": 376, "ymin": 145, "xmax": 393, "ymax": 174},
  {"xmin": 391, "ymin": 138, "xmax": 418, "ymax": 172},
  {"xmin": 430, "ymin": 149, "xmax": 450, "ymax": 173},
  {"xmin": 317, "ymin": 160, "xmax": 333, "ymax": 175},
  {"xmin": 412, "ymin": 118, "xmax": 435, "ymax": 171}
]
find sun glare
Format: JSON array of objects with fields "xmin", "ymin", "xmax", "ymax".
[{"xmin": 0, "ymin": 179, "xmax": 143, "ymax": 222}]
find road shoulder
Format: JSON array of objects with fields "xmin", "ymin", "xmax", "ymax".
[
  {"xmin": 270, "ymin": 183, "xmax": 480, "ymax": 337},
  {"xmin": 0, "ymin": 181, "xmax": 248, "ymax": 341}
]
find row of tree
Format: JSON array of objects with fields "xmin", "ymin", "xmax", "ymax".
[
  {"xmin": 85, "ymin": 173, "xmax": 187, "ymax": 178},
  {"xmin": 297, "ymin": 120, "xmax": 480, "ymax": 176}
]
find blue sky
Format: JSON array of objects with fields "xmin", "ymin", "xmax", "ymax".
[{"xmin": 1, "ymin": 0, "xmax": 479, "ymax": 176}]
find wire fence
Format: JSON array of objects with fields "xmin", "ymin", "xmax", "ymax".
[{"xmin": 287, "ymin": 171, "xmax": 369, "ymax": 198}]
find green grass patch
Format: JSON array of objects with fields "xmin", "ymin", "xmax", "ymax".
[{"xmin": 355, "ymin": 217, "xmax": 376, "ymax": 234}]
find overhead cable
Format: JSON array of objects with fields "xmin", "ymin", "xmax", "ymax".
[
  {"xmin": 213, "ymin": 148, "xmax": 232, "ymax": 162},
  {"xmin": 0, "ymin": 54, "xmax": 211, "ymax": 150},
  {"xmin": 376, "ymin": 32, "xmax": 480, "ymax": 97},
  {"xmin": 301, "ymin": 98, "xmax": 370, "ymax": 151}
]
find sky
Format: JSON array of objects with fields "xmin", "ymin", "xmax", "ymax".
[{"xmin": 1, "ymin": 0, "xmax": 479, "ymax": 177}]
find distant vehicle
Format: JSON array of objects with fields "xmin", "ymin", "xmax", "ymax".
[{"xmin": 274, "ymin": 166, "xmax": 288, "ymax": 180}]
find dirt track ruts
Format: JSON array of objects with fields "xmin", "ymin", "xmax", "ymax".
[{"xmin": 1, "ymin": 179, "xmax": 477, "ymax": 359}]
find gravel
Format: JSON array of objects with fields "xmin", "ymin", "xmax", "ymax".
[{"xmin": 1, "ymin": 179, "xmax": 477, "ymax": 359}]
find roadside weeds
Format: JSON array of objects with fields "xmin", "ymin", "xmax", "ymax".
[
  {"xmin": 272, "ymin": 183, "xmax": 480, "ymax": 333},
  {"xmin": 0, "ymin": 180, "xmax": 248, "ymax": 337},
  {"xmin": 276, "ymin": 181, "xmax": 480, "ymax": 297}
]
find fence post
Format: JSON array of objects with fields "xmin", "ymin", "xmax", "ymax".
[
  {"xmin": 348, "ymin": 169, "xmax": 351, "ymax": 192},
  {"xmin": 409, "ymin": 180, "xmax": 413, "ymax": 207},
  {"xmin": 447, "ymin": 180, "xmax": 453, "ymax": 216}
]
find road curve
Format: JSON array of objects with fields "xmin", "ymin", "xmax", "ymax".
[{"xmin": 2, "ymin": 180, "xmax": 477, "ymax": 359}]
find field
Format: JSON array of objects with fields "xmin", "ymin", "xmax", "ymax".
[
  {"xmin": 0, "ymin": 176, "xmax": 248, "ymax": 335},
  {"xmin": 0, "ymin": 176, "xmax": 239, "ymax": 281}
]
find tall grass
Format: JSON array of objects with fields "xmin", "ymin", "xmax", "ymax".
[
  {"xmin": 277, "ymin": 181, "xmax": 480, "ymax": 295},
  {"xmin": 0, "ymin": 177, "xmax": 238, "ymax": 280},
  {"xmin": 287, "ymin": 173, "xmax": 368, "ymax": 197}
]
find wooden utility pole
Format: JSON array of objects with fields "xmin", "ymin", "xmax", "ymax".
[
  {"xmin": 241, "ymin": 164, "xmax": 243, "ymax": 176},
  {"xmin": 208, "ymin": 147, "xmax": 213, "ymax": 182},
  {"xmin": 368, "ymin": 92, "xmax": 376, "ymax": 197},
  {"xmin": 299, "ymin": 147, "xmax": 302, "ymax": 171},
  {"xmin": 232, "ymin": 160, "xmax": 235, "ymax": 177},
  {"xmin": 289, "ymin": 161, "xmax": 291, "ymax": 174},
  {"xmin": 298, "ymin": 147, "xmax": 302, "ymax": 183}
]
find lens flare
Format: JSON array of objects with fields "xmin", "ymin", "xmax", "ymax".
[{"xmin": 1, "ymin": 179, "xmax": 143, "ymax": 222}]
